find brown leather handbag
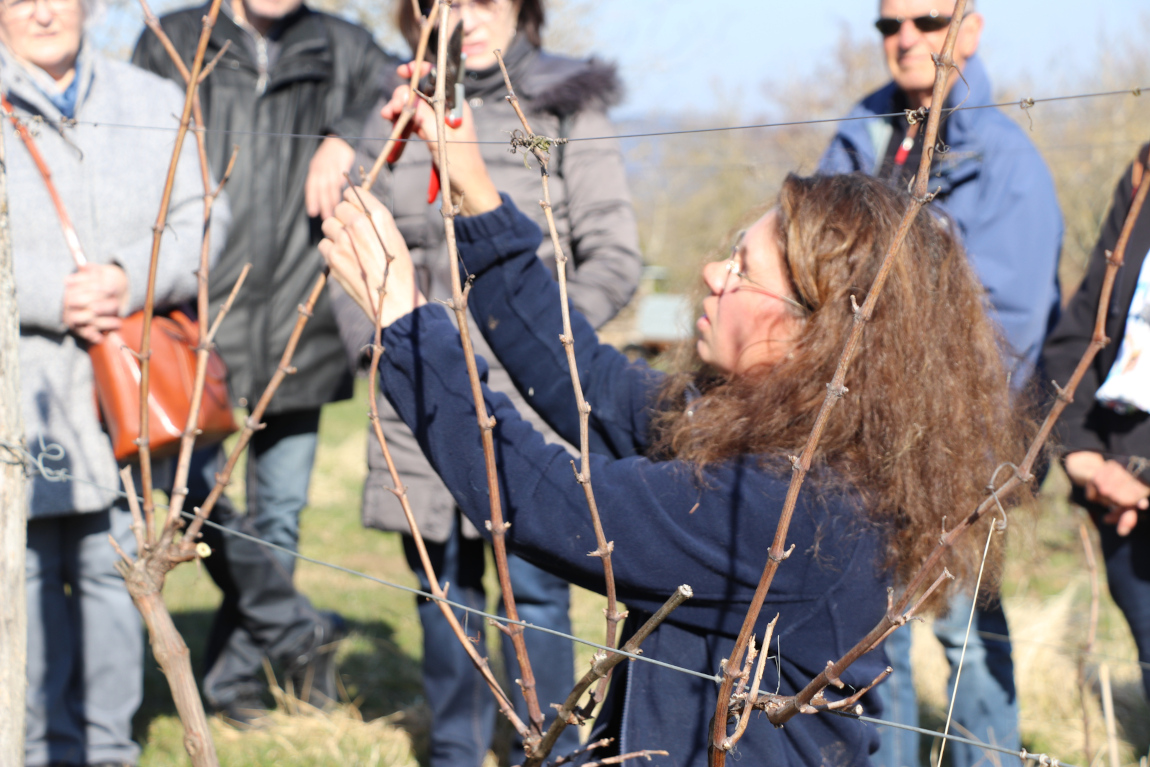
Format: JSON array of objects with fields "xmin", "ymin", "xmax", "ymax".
[
  {"xmin": 89, "ymin": 311, "xmax": 237, "ymax": 461},
  {"xmin": 3, "ymin": 93, "xmax": 238, "ymax": 462}
]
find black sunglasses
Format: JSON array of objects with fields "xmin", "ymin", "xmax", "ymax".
[{"xmin": 874, "ymin": 13, "xmax": 953, "ymax": 37}]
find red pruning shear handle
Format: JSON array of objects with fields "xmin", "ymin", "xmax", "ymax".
[
  {"xmin": 384, "ymin": 112, "xmax": 459, "ymax": 205},
  {"xmin": 390, "ymin": 23, "xmax": 466, "ymax": 205}
]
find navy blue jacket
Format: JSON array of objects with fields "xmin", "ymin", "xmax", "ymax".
[
  {"xmin": 377, "ymin": 198, "xmax": 891, "ymax": 766},
  {"xmin": 820, "ymin": 54, "xmax": 1062, "ymax": 383}
]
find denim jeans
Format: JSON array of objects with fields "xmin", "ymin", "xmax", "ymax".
[
  {"xmin": 934, "ymin": 595, "xmax": 1018, "ymax": 767},
  {"xmin": 25, "ymin": 507, "xmax": 143, "ymax": 767},
  {"xmin": 402, "ymin": 514, "xmax": 581, "ymax": 767},
  {"xmin": 185, "ymin": 409, "xmax": 326, "ymax": 707},
  {"xmin": 239, "ymin": 409, "xmax": 321, "ymax": 571},
  {"xmin": 1096, "ymin": 515, "xmax": 1150, "ymax": 702},
  {"xmin": 873, "ymin": 597, "xmax": 1018, "ymax": 767}
]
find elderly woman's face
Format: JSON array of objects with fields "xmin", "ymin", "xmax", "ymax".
[
  {"xmin": 452, "ymin": 0, "xmax": 520, "ymax": 71},
  {"xmin": 697, "ymin": 209, "xmax": 804, "ymax": 376},
  {"xmin": 0, "ymin": 0, "xmax": 83, "ymax": 81}
]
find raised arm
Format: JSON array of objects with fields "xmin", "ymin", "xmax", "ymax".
[
  {"xmin": 373, "ymin": 300, "xmax": 882, "ymax": 633},
  {"xmin": 457, "ymin": 197, "xmax": 662, "ymax": 458}
]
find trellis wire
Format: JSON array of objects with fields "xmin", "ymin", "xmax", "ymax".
[
  {"xmin": 0, "ymin": 436, "xmax": 1088, "ymax": 767},
  {"xmin": 17, "ymin": 83, "xmax": 1147, "ymax": 146}
]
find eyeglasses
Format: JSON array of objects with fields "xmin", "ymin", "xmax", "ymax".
[
  {"xmin": 874, "ymin": 12, "xmax": 952, "ymax": 37},
  {"xmin": 2, "ymin": 0, "xmax": 76, "ymax": 18},
  {"xmin": 724, "ymin": 249, "xmax": 809, "ymax": 316}
]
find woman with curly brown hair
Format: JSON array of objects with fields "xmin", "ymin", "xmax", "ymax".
[{"xmin": 319, "ymin": 94, "xmax": 1027, "ymax": 765}]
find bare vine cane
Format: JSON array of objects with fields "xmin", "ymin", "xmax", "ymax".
[
  {"xmin": 133, "ymin": 0, "xmax": 225, "ymax": 543},
  {"xmin": 492, "ymin": 48, "xmax": 626, "ymax": 720},
  {"xmin": 709, "ymin": 3, "xmax": 972, "ymax": 761},
  {"xmin": 135, "ymin": 0, "xmax": 241, "ymax": 535},
  {"xmin": 1077, "ymin": 521, "xmax": 1101, "ymax": 763},
  {"xmin": 343, "ymin": 180, "xmax": 530, "ymax": 737},
  {"xmin": 164, "ymin": 148, "xmax": 239, "ymax": 532},
  {"xmin": 359, "ymin": 1, "xmax": 440, "ymax": 190},
  {"xmin": 183, "ymin": 271, "xmax": 329, "ymax": 543},
  {"xmin": 430, "ymin": 0, "xmax": 547, "ymax": 752},
  {"xmin": 741, "ymin": 141, "xmax": 1150, "ymax": 733},
  {"xmin": 526, "ymin": 586, "xmax": 693, "ymax": 767}
]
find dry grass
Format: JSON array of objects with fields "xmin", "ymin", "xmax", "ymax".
[{"xmin": 903, "ymin": 471, "xmax": 1150, "ymax": 767}]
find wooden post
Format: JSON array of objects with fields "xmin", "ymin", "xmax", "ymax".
[{"xmin": 0, "ymin": 97, "xmax": 29, "ymax": 766}]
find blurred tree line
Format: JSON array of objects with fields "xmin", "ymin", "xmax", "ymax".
[{"xmin": 625, "ymin": 19, "xmax": 1150, "ymax": 303}]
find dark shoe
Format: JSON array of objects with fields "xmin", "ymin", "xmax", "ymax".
[
  {"xmin": 286, "ymin": 611, "xmax": 347, "ymax": 709},
  {"xmin": 216, "ymin": 692, "xmax": 270, "ymax": 728}
]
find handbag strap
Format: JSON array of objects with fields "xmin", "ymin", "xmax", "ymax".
[{"xmin": 1, "ymin": 92, "xmax": 87, "ymax": 267}]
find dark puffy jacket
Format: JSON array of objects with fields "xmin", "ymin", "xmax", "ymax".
[
  {"xmin": 332, "ymin": 34, "xmax": 642, "ymax": 542},
  {"xmin": 374, "ymin": 199, "xmax": 888, "ymax": 766},
  {"xmin": 1042, "ymin": 145, "xmax": 1150, "ymax": 478},
  {"xmin": 132, "ymin": 4, "xmax": 398, "ymax": 412}
]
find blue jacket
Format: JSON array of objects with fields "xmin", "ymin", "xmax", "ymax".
[
  {"xmin": 819, "ymin": 55, "xmax": 1062, "ymax": 382},
  {"xmin": 377, "ymin": 198, "xmax": 891, "ymax": 766}
]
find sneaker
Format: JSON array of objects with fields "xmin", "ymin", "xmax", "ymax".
[{"xmin": 286, "ymin": 610, "xmax": 347, "ymax": 709}]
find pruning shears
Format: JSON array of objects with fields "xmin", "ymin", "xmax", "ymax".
[{"xmin": 385, "ymin": 23, "xmax": 466, "ymax": 204}]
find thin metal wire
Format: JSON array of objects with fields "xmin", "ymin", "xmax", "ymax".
[
  {"xmin": 830, "ymin": 710, "xmax": 1079, "ymax": 767},
  {"xmin": 1, "ymin": 438, "xmax": 720, "ymax": 684},
  {"xmin": 29, "ymin": 83, "xmax": 1150, "ymax": 146},
  {"xmin": 5, "ymin": 438, "xmax": 1088, "ymax": 765},
  {"xmin": 180, "ymin": 508, "xmax": 721, "ymax": 683},
  {"xmin": 936, "ymin": 513, "xmax": 1001, "ymax": 767}
]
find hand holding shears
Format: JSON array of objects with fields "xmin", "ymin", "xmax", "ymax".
[{"xmin": 384, "ymin": 24, "xmax": 465, "ymax": 204}]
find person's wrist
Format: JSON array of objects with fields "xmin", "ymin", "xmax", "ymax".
[
  {"xmin": 1066, "ymin": 451, "xmax": 1105, "ymax": 485},
  {"xmin": 457, "ymin": 177, "xmax": 502, "ymax": 217}
]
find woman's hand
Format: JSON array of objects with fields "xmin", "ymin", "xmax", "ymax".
[
  {"xmin": 381, "ymin": 62, "xmax": 502, "ymax": 217},
  {"xmin": 63, "ymin": 263, "xmax": 129, "ymax": 344},
  {"xmin": 319, "ymin": 186, "xmax": 426, "ymax": 327},
  {"xmin": 1066, "ymin": 451, "xmax": 1149, "ymax": 536}
]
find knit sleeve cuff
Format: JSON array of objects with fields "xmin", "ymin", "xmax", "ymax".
[{"xmin": 454, "ymin": 194, "xmax": 544, "ymax": 276}]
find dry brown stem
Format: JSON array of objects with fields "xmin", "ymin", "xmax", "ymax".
[
  {"xmin": 430, "ymin": 1, "xmax": 546, "ymax": 751},
  {"xmin": 135, "ymin": 0, "xmax": 224, "ymax": 541},
  {"xmin": 524, "ymin": 586, "xmax": 693, "ymax": 767},
  {"xmin": 114, "ymin": 470, "xmax": 218, "ymax": 765},
  {"xmin": 493, "ymin": 46, "xmax": 625, "ymax": 715},
  {"xmin": 721, "ymin": 615, "xmax": 777, "ymax": 751},
  {"xmin": 360, "ymin": 1, "xmax": 440, "ymax": 190},
  {"xmin": 163, "ymin": 149, "xmax": 242, "ymax": 533},
  {"xmin": 345, "ymin": 181, "xmax": 530, "ymax": 736},
  {"xmin": 103, "ymin": 2, "xmax": 232, "ymax": 762},
  {"xmin": 1077, "ymin": 520, "xmax": 1101, "ymax": 761},
  {"xmin": 112, "ymin": 267, "xmax": 323, "ymax": 764},
  {"xmin": 740, "ymin": 142, "xmax": 1150, "ymax": 743},
  {"xmin": 582, "ymin": 751, "xmax": 672, "ymax": 767},
  {"xmin": 182, "ymin": 272, "xmax": 328, "ymax": 544},
  {"xmin": 1101, "ymin": 662, "xmax": 1120, "ymax": 767},
  {"xmin": 708, "ymin": 4, "xmax": 971, "ymax": 761}
]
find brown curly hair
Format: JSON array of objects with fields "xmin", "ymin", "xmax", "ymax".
[{"xmin": 651, "ymin": 173, "xmax": 1032, "ymax": 594}]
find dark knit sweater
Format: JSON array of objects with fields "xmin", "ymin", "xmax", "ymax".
[{"xmin": 377, "ymin": 198, "xmax": 891, "ymax": 766}]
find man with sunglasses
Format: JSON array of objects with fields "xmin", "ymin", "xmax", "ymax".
[{"xmin": 820, "ymin": 3, "xmax": 1063, "ymax": 767}]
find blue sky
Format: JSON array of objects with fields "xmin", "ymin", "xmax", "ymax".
[
  {"xmin": 90, "ymin": 0, "xmax": 1150, "ymax": 120},
  {"xmin": 584, "ymin": 0, "xmax": 1150, "ymax": 120}
]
